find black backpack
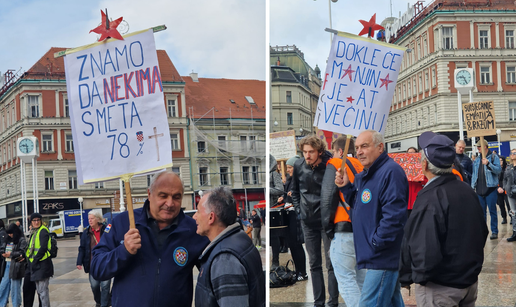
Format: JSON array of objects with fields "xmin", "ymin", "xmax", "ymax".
[
  {"xmin": 48, "ymin": 236, "xmax": 58, "ymax": 258},
  {"xmin": 269, "ymin": 259, "xmax": 297, "ymax": 288}
]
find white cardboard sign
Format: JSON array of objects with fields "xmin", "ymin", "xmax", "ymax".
[
  {"xmin": 314, "ymin": 31, "xmax": 405, "ymax": 137},
  {"xmin": 64, "ymin": 29, "xmax": 172, "ymax": 184}
]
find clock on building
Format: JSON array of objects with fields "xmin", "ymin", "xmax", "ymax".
[
  {"xmin": 456, "ymin": 69, "xmax": 471, "ymax": 86},
  {"xmin": 19, "ymin": 138, "xmax": 34, "ymax": 154},
  {"xmin": 454, "ymin": 68, "xmax": 474, "ymax": 90},
  {"xmin": 17, "ymin": 136, "xmax": 39, "ymax": 162}
]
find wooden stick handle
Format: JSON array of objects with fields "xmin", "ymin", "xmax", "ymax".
[
  {"xmin": 124, "ymin": 179, "xmax": 136, "ymax": 229},
  {"xmin": 480, "ymin": 136, "xmax": 486, "ymax": 160},
  {"xmin": 281, "ymin": 161, "xmax": 286, "ymax": 183},
  {"xmin": 340, "ymin": 135, "xmax": 352, "ymax": 175}
]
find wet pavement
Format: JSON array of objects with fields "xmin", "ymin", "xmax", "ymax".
[
  {"xmin": 270, "ymin": 212, "xmax": 516, "ymax": 307},
  {"xmin": 22, "ymin": 227, "xmax": 266, "ymax": 307}
]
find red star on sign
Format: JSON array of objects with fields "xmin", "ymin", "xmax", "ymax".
[
  {"xmin": 90, "ymin": 10, "xmax": 124, "ymax": 42},
  {"xmin": 358, "ymin": 13, "xmax": 384, "ymax": 38},
  {"xmin": 341, "ymin": 64, "xmax": 355, "ymax": 81},
  {"xmin": 346, "ymin": 96, "xmax": 355, "ymax": 103},
  {"xmin": 380, "ymin": 74, "xmax": 394, "ymax": 91}
]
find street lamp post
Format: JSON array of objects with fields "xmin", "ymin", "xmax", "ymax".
[
  {"xmin": 497, "ymin": 129, "xmax": 502, "ymax": 155},
  {"xmin": 78, "ymin": 197, "xmax": 84, "ymax": 233}
]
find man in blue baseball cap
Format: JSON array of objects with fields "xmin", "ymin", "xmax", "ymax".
[{"xmin": 400, "ymin": 132, "xmax": 488, "ymax": 307}]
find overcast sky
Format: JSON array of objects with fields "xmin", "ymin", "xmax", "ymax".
[
  {"xmin": 0, "ymin": 0, "xmax": 266, "ymax": 82},
  {"xmin": 271, "ymin": 0, "xmax": 418, "ymax": 73}
]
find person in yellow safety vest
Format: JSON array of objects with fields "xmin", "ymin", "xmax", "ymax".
[
  {"xmin": 25, "ymin": 213, "xmax": 53, "ymax": 307},
  {"xmin": 320, "ymin": 135, "xmax": 365, "ymax": 307}
]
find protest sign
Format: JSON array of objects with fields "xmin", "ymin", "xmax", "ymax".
[
  {"xmin": 270, "ymin": 130, "xmax": 297, "ymax": 160},
  {"xmin": 462, "ymin": 100, "xmax": 496, "ymax": 137},
  {"xmin": 314, "ymin": 31, "xmax": 405, "ymax": 136},
  {"xmin": 388, "ymin": 153, "xmax": 424, "ymax": 182},
  {"xmin": 64, "ymin": 29, "xmax": 172, "ymax": 184}
]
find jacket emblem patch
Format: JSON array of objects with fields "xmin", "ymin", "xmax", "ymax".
[
  {"xmin": 104, "ymin": 224, "xmax": 112, "ymax": 233},
  {"xmin": 361, "ymin": 189, "xmax": 372, "ymax": 204},
  {"xmin": 174, "ymin": 247, "xmax": 188, "ymax": 266}
]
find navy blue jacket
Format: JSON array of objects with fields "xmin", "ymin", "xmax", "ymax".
[
  {"xmin": 77, "ymin": 224, "xmax": 106, "ymax": 273},
  {"xmin": 340, "ymin": 151, "xmax": 408, "ymax": 270},
  {"xmin": 90, "ymin": 202, "xmax": 209, "ymax": 307}
]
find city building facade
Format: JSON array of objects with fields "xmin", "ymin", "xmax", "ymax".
[
  {"xmin": 184, "ymin": 74, "xmax": 266, "ymax": 216},
  {"xmin": 270, "ymin": 45, "xmax": 322, "ymax": 141},
  {"xmin": 383, "ymin": 0, "xmax": 516, "ymax": 155}
]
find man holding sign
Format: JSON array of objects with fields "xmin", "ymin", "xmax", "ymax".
[
  {"xmin": 471, "ymin": 139, "xmax": 501, "ymax": 240},
  {"xmin": 90, "ymin": 171, "xmax": 209, "ymax": 306},
  {"xmin": 335, "ymin": 130, "xmax": 408, "ymax": 307}
]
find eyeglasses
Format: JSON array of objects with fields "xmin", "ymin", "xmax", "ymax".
[
  {"xmin": 32, "ymin": 219, "xmax": 41, "ymax": 222},
  {"xmin": 511, "ymin": 152, "xmax": 516, "ymax": 155}
]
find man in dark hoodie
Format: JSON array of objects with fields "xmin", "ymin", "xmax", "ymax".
[{"xmin": 291, "ymin": 135, "xmax": 338, "ymax": 307}]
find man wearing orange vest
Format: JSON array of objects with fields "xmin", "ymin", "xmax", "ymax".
[{"xmin": 321, "ymin": 136, "xmax": 365, "ymax": 307}]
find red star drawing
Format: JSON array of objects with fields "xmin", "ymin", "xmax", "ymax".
[
  {"xmin": 380, "ymin": 74, "xmax": 394, "ymax": 91},
  {"xmin": 346, "ymin": 96, "xmax": 355, "ymax": 103},
  {"xmin": 89, "ymin": 10, "xmax": 124, "ymax": 42},
  {"xmin": 341, "ymin": 64, "xmax": 355, "ymax": 81},
  {"xmin": 358, "ymin": 13, "xmax": 384, "ymax": 38}
]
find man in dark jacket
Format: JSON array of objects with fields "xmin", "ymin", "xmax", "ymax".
[
  {"xmin": 455, "ymin": 139, "xmax": 473, "ymax": 184},
  {"xmin": 400, "ymin": 131, "xmax": 488, "ymax": 306},
  {"xmin": 193, "ymin": 187, "xmax": 265, "ymax": 307},
  {"xmin": 25, "ymin": 213, "xmax": 53, "ymax": 307},
  {"xmin": 90, "ymin": 171, "xmax": 209, "ymax": 307},
  {"xmin": 292, "ymin": 135, "xmax": 339, "ymax": 307},
  {"xmin": 336, "ymin": 130, "xmax": 408, "ymax": 307},
  {"xmin": 77, "ymin": 211, "xmax": 109, "ymax": 307}
]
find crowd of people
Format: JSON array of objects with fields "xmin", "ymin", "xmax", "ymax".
[{"xmin": 271, "ymin": 131, "xmax": 516, "ymax": 307}]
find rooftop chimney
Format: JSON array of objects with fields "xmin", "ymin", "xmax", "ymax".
[{"xmin": 190, "ymin": 71, "xmax": 199, "ymax": 82}]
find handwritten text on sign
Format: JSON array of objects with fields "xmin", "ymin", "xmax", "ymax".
[
  {"xmin": 462, "ymin": 100, "xmax": 496, "ymax": 137},
  {"xmin": 270, "ymin": 130, "xmax": 297, "ymax": 160},
  {"xmin": 314, "ymin": 32, "xmax": 405, "ymax": 137},
  {"xmin": 64, "ymin": 29, "xmax": 172, "ymax": 184}
]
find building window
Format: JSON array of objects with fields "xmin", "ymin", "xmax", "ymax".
[
  {"xmin": 480, "ymin": 66, "xmax": 491, "ymax": 84},
  {"xmin": 11, "ymin": 105, "xmax": 15, "ymax": 125},
  {"xmin": 28, "ymin": 96, "xmax": 39, "ymax": 118},
  {"xmin": 42, "ymin": 134, "xmax": 53, "ymax": 152},
  {"xmin": 68, "ymin": 170, "xmax": 77, "ymax": 189},
  {"xmin": 507, "ymin": 65, "xmax": 516, "ymax": 84},
  {"xmin": 286, "ymin": 91, "xmax": 292, "ymax": 103},
  {"xmin": 507, "ymin": 30, "xmax": 515, "ymax": 49},
  {"xmin": 249, "ymin": 135, "xmax": 256, "ymax": 150},
  {"xmin": 510, "ymin": 101, "xmax": 516, "ymax": 121},
  {"xmin": 197, "ymin": 141, "xmax": 206, "ymax": 153},
  {"xmin": 432, "ymin": 67, "xmax": 436, "ymax": 88},
  {"xmin": 7, "ymin": 143, "xmax": 10, "ymax": 161},
  {"xmin": 64, "ymin": 98, "xmax": 69, "ymax": 117},
  {"xmin": 413, "ymin": 78, "xmax": 417, "ymax": 96},
  {"xmin": 95, "ymin": 182, "xmax": 104, "ymax": 189},
  {"xmin": 442, "ymin": 27, "xmax": 454, "ymax": 50},
  {"xmin": 12, "ymin": 140, "xmax": 15, "ymax": 159},
  {"xmin": 240, "ymin": 136, "xmax": 247, "ymax": 151},
  {"xmin": 167, "ymin": 99, "xmax": 177, "ymax": 117},
  {"xmin": 217, "ymin": 135, "xmax": 227, "ymax": 151},
  {"xmin": 45, "ymin": 171, "xmax": 54, "ymax": 190},
  {"xmin": 287, "ymin": 113, "xmax": 293, "ymax": 125},
  {"xmin": 479, "ymin": 30, "xmax": 489, "ymax": 49},
  {"xmin": 418, "ymin": 75, "xmax": 423, "ymax": 93},
  {"xmin": 425, "ymin": 71, "xmax": 429, "ymax": 90},
  {"xmin": 408, "ymin": 82, "xmax": 411, "ymax": 98},
  {"xmin": 199, "ymin": 167, "xmax": 208, "ymax": 186},
  {"xmin": 403, "ymin": 84, "xmax": 406, "ymax": 100},
  {"xmin": 242, "ymin": 166, "xmax": 250, "ymax": 184},
  {"xmin": 170, "ymin": 133, "xmax": 180, "ymax": 150},
  {"xmin": 252, "ymin": 166, "xmax": 259, "ymax": 184},
  {"xmin": 172, "ymin": 167, "xmax": 180, "ymax": 175},
  {"xmin": 220, "ymin": 167, "xmax": 229, "ymax": 185},
  {"xmin": 65, "ymin": 134, "xmax": 74, "ymax": 152}
]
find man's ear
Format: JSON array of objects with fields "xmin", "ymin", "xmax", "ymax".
[{"xmin": 208, "ymin": 212, "xmax": 216, "ymax": 226}]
